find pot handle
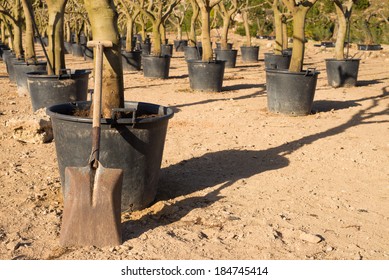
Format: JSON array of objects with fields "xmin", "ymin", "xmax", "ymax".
[
  {"xmin": 111, "ymin": 108, "xmax": 137, "ymax": 127},
  {"xmin": 59, "ymin": 69, "xmax": 72, "ymax": 79},
  {"xmin": 305, "ymin": 68, "xmax": 316, "ymax": 76}
]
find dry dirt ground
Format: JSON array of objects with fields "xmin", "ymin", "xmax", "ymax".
[{"xmin": 0, "ymin": 37, "xmax": 388, "ymax": 260}]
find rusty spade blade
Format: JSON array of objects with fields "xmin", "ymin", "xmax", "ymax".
[{"xmin": 60, "ymin": 162, "xmax": 123, "ymax": 247}]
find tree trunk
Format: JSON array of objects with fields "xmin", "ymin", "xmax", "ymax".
[
  {"xmin": 46, "ymin": 0, "xmax": 67, "ymax": 75},
  {"xmin": 1, "ymin": 21, "xmax": 5, "ymax": 42},
  {"xmin": 12, "ymin": 0, "xmax": 24, "ymax": 59},
  {"xmin": 281, "ymin": 17, "xmax": 288, "ymax": 50},
  {"xmin": 289, "ymin": 8, "xmax": 308, "ymax": 72},
  {"xmin": 84, "ymin": 0, "xmax": 124, "ymax": 118},
  {"xmin": 188, "ymin": 0, "xmax": 199, "ymax": 46},
  {"xmin": 242, "ymin": 10, "xmax": 251, "ymax": 47},
  {"xmin": 152, "ymin": 21, "xmax": 162, "ymax": 56},
  {"xmin": 199, "ymin": 5, "xmax": 212, "ymax": 61},
  {"xmin": 125, "ymin": 17, "xmax": 134, "ymax": 52},
  {"xmin": 334, "ymin": 2, "xmax": 346, "ymax": 60},
  {"xmin": 21, "ymin": 0, "xmax": 36, "ymax": 62},
  {"xmin": 65, "ymin": 21, "xmax": 71, "ymax": 42},
  {"xmin": 273, "ymin": 9, "xmax": 283, "ymax": 55},
  {"xmin": 160, "ymin": 22, "xmax": 166, "ymax": 44},
  {"xmin": 220, "ymin": 16, "xmax": 230, "ymax": 50}
]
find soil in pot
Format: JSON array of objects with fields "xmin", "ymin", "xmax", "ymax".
[
  {"xmin": 240, "ymin": 46, "xmax": 260, "ymax": 62},
  {"xmin": 27, "ymin": 69, "xmax": 90, "ymax": 112},
  {"xmin": 325, "ymin": 59, "xmax": 360, "ymax": 88},
  {"xmin": 142, "ymin": 55, "xmax": 171, "ymax": 79},
  {"xmin": 13, "ymin": 61, "xmax": 47, "ymax": 96},
  {"xmin": 214, "ymin": 49, "xmax": 238, "ymax": 68},
  {"xmin": 47, "ymin": 101, "xmax": 174, "ymax": 212},
  {"xmin": 187, "ymin": 60, "xmax": 225, "ymax": 92},
  {"xmin": 122, "ymin": 50, "xmax": 142, "ymax": 71},
  {"xmin": 266, "ymin": 68, "xmax": 319, "ymax": 116}
]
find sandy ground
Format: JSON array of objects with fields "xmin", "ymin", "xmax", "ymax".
[{"xmin": 0, "ymin": 36, "xmax": 388, "ymax": 260}]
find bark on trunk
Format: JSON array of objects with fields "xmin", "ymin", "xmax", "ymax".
[
  {"xmin": 21, "ymin": 0, "xmax": 36, "ymax": 62},
  {"xmin": 199, "ymin": 5, "xmax": 212, "ymax": 61},
  {"xmin": 334, "ymin": 2, "xmax": 346, "ymax": 60},
  {"xmin": 188, "ymin": 0, "xmax": 199, "ymax": 46},
  {"xmin": 46, "ymin": 0, "xmax": 67, "ymax": 75},
  {"xmin": 289, "ymin": 8, "xmax": 307, "ymax": 72},
  {"xmin": 84, "ymin": 0, "xmax": 124, "ymax": 118},
  {"xmin": 125, "ymin": 17, "xmax": 134, "ymax": 52},
  {"xmin": 242, "ymin": 10, "xmax": 251, "ymax": 47}
]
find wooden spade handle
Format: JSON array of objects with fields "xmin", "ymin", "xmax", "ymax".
[{"xmin": 88, "ymin": 40, "xmax": 113, "ymax": 167}]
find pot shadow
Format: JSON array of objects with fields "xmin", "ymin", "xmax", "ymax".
[
  {"xmin": 312, "ymin": 100, "xmax": 361, "ymax": 112},
  {"xmin": 122, "ymin": 88, "xmax": 389, "ymax": 241},
  {"xmin": 223, "ymin": 83, "xmax": 265, "ymax": 91},
  {"xmin": 236, "ymin": 64, "xmax": 261, "ymax": 69},
  {"xmin": 169, "ymin": 74, "xmax": 189, "ymax": 79},
  {"xmin": 357, "ymin": 79, "xmax": 383, "ymax": 87}
]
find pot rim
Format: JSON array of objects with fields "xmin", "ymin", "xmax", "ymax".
[
  {"xmin": 13, "ymin": 60, "xmax": 48, "ymax": 66},
  {"xmin": 26, "ymin": 69, "xmax": 91, "ymax": 79},
  {"xmin": 265, "ymin": 68, "xmax": 320, "ymax": 76},
  {"xmin": 325, "ymin": 58, "xmax": 361, "ymax": 62},
  {"xmin": 47, "ymin": 101, "xmax": 174, "ymax": 125}
]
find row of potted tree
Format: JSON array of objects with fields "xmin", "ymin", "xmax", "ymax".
[{"xmin": 0, "ymin": 0, "xmax": 370, "ymax": 213}]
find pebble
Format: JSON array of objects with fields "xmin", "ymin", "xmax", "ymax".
[{"xmin": 299, "ymin": 232, "xmax": 323, "ymax": 243}]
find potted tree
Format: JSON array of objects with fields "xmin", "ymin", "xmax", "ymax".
[
  {"xmin": 264, "ymin": 0, "xmax": 291, "ymax": 70},
  {"xmin": 170, "ymin": 3, "xmax": 189, "ymax": 52},
  {"xmin": 0, "ymin": 0, "xmax": 24, "ymax": 82},
  {"xmin": 46, "ymin": 0, "xmax": 174, "ymax": 212},
  {"xmin": 187, "ymin": 0, "xmax": 225, "ymax": 92},
  {"xmin": 266, "ymin": 0, "xmax": 320, "ymax": 116},
  {"xmin": 214, "ymin": 0, "xmax": 238, "ymax": 68},
  {"xmin": 131, "ymin": 0, "xmax": 180, "ymax": 79},
  {"xmin": 239, "ymin": 0, "xmax": 261, "ymax": 63},
  {"xmin": 118, "ymin": 0, "xmax": 142, "ymax": 71},
  {"xmin": 184, "ymin": 0, "xmax": 202, "ymax": 61},
  {"xmin": 13, "ymin": 0, "xmax": 47, "ymax": 96},
  {"xmin": 26, "ymin": 0, "xmax": 90, "ymax": 112},
  {"xmin": 325, "ymin": 0, "xmax": 360, "ymax": 88}
]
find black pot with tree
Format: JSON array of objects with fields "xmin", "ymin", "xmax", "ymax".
[{"xmin": 325, "ymin": 0, "xmax": 360, "ymax": 88}]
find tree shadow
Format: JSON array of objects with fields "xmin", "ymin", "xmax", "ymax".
[
  {"xmin": 237, "ymin": 64, "xmax": 261, "ymax": 69},
  {"xmin": 173, "ymin": 89, "xmax": 265, "ymax": 109},
  {"xmin": 122, "ymin": 88, "xmax": 389, "ymax": 241},
  {"xmin": 357, "ymin": 79, "xmax": 383, "ymax": 87},
  {"xmin": 223, "ymin": 83, "xmax": 265, "ymax": 91},
  {"xmin": 312, "ymin": 100, "xmax": 361, "ymax": 112},
  {"xmin": 169, "ymin": 74, "xmax": 189, "ymax": 79}
]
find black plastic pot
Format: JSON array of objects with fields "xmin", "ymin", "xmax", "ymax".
[
  {"xmin": 26, "ymin": 70, "xmax": 90, "ymax": 112},
  {"xmin": 83, "ymin": 45, "xmax": 93, "ymax": 61},
  {"xmin": 7, "ymin": 56, "xmax": 24, "ymax": 82},
  {"xmin": 240, "ymin": 46, "xmax": 259, "ymax": 62},
  {"xmin": 187, "ymin": 60, "xmax": 225, "ymax": 92},
  {"xmin": 13, "ymin": 61, "xmax": 47, "ymax": 96},
  {"xmin": 214, "ymin": 49, "xmax": 238, "ymax": 68},
  {"xmin": 161, "ymin": 44, "xmax": 173, "ymax": 57},
  {"xmin": 266, "ymin": 69, "xmax": 319, "ymax": 116},
  {"xmin": 325, "ymin": 59, "xmax": 360, "ymax": 88},
  {"xmin": 216, "ymin": 42, "xmax": 233, "ymax": 50},
  {"xmin": 184, "ymin": 46, "xmax": 203, "ymax": 61},
  {"xmin": 173, "ymin": 40, "xmax": 188, "ymax": 52},
  {"xmin": 264, "ymin": 53, "xmax": 291, "ymax": 70},
  {"xmin": 0, "ymin": 44, "xmax": 10, "ymax": 59},
  {"xmin": 142, "ymin": 55, "xmax": 171, "ymax": 79},
  {"xmin": 72, "ymin": 43, "xmax": 84, "ymax": 57},
  {"xmin": 2, "ymin": 49, "xmax": 15, "ymax": 76},
  {"xmin": 140, "ymin": 43, "xmax": 152, "ymax": 56},
  {"xmin": 47, "ymin": 101, "xmax": 174, "ymax": 211},
  {"xmin": 121, "ymin": 50, "xmax": 142, "ymax": 71},
  {"xmin": 64, "ymin": 42, "xmax": 73, "ymax": 54},
  {"xmin": 357, "ymin": 44, "xmax": 382, "ymax": 51}
]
